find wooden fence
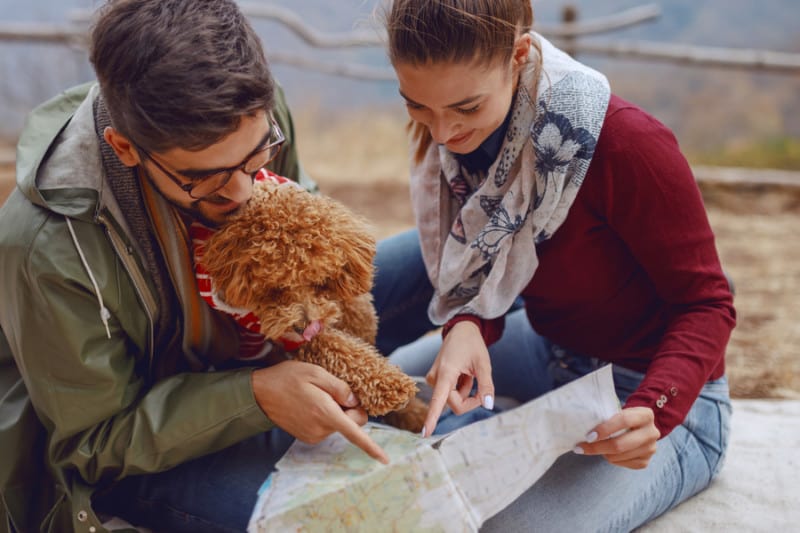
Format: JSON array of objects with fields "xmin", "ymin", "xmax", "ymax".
[
  {"xmin": 1, "ymin": 3, "xmax": 798, "ymax": 187},
  {"xmin": 2, "ymin": 3, "xmax": 800, "ymax": 78}
]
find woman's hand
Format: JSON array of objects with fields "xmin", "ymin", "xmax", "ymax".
[
  {"xmin": 574, "ymin": 406, "xmax": 660, "ymax": 469},
  {"xmin": 422, "ymin": 320, "xmax": 495, "ymax": 437}
]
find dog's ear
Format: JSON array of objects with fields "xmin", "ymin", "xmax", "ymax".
[
  {"xmin": 324, "ymin": 201, "xmax": 377, "ymax": 299},
  {"xmin": 202, "ymin": 185, "xmax": 289, "ymax": 310},
  {"xmin": 202, "ymin": 221, "xmax": 262, "ymax": 310}
]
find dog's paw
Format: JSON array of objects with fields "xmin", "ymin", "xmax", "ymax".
[{"xmin": 381, "ymin": 396, "xmax": 428, "ymax": 433}]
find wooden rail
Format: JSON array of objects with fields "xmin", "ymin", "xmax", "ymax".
[
  {"xmin": 1, "ymin": 3, "xmax": 797, "ymax": 77},
  {"xmin": 267, "ymin": 51, "xmax": 395, "ymax": 81},
  {"xmin": 577, "ymin": 40, "xmax": 800, "ymax": 73},
  {"xmin": 0, "ymin": 23, "xmax": 85, "ymax": 46},
  {"xmin": 67, "ymin": 3, "xmax": 662, "ymax": 46},
  {"xmin": 693, "ymin": 166, "xmax": 800, "ymax": 188},
  {"xmin": 235, "ymin": 3, "xmax": 664, "ymax": 44}
]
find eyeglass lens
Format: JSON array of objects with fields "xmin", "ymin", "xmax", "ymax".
[{"xmin": 189, "ymin": 120, "xmax": 284, "ymax": 199}]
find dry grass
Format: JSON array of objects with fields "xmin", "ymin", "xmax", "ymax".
[{"xmin": 2, "ymin": 110, "xmax": 798, "ymax": 399}]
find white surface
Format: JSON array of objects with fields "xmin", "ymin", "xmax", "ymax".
[{"xmin": 639, "ymin": 399, "xmax": 800, "ymax": 532}]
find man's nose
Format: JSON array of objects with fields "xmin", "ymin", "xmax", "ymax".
[{"xmin": 218, "ymin": 169, "xmax": 253, "ymax": 203}]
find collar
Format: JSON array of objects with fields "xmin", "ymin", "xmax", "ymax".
[{"xmin": 456, "ymin": 101, "xmax": 515, "ymax": 175}]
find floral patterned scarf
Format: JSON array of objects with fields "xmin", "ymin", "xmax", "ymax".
[{"xmin": 410, "ymin": 34, "xmax": 610, "ymax": 324}]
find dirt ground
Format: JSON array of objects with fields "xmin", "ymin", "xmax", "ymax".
[{"xmin": 1, "ymin": 140, "xmax": 798, "ymax": 399}]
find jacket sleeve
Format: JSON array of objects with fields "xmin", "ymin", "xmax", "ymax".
[
  {"xmin": 1, "ymin": 213, "xmax": 274, "ymax": 486},
  {"xmin": 267, "ymin": 82, "xmax": 318, "ymax": 193}
]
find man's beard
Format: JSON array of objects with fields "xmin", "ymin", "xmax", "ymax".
[
  {"xmin": 174, "ymin": 197, "xmax": 242, "ymax": 229},
  {"xmin": 139, "ymin": 166, "xmax": 242, "ymax": 228}
]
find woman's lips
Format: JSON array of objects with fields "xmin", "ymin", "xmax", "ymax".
[{"xmin": 446, "ymin": 130, "xmax": 474, "ymax": 148}]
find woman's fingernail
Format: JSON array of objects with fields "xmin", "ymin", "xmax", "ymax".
[
  {"xmin": 573, "ymin": 446, "xmax": 585, "ymax": 455},
  {"xmin": 483, "ymin": 395, "xmax": 494, "ymax": 410},
  {"xmin": 420, "ymin": 426, "xmax": 427, "ymax": 438},
  {"xmin": 346, "ymin": 393, "xmax": 358, "ymax": 407},
  {"xmin": 585, "ymin": 431, "xmax": 598, "ymax": 443}
]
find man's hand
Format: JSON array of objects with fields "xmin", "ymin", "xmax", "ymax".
[
  {"xmin": 251, "ymin": 360, "xmax": 389, "ymax": 464},
  {"xmin": 422, "ymin": 320, "xmax": 495, "ymax": 438},
  {"xmin": 573, "ymin": 406, "xmax": 660, "ymax": 469}
]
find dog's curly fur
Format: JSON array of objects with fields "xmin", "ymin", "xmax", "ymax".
[{"xmin": 202, "ymin": 180, "xmax": 425, "ymax": 432}]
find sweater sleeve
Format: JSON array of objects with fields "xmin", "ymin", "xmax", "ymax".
[
  {"xmin": 593, "ymin": 103, "xmax": 736, "ymax": 437},
  {"xmin": 442, "ymin": 314, "xmax": 505, "ymax": 347}
]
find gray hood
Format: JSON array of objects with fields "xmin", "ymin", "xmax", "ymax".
[{"xmin": 15, "ymin": 82, "xmax": 125, "ymax": 224}]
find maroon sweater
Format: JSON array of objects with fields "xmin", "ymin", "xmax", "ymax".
[{"xmin": 446, "ymin": 96, "xmax": 736, "ymax": 437}]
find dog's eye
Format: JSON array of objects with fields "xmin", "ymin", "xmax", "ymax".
[
  {"xmin": 313, "ymin": 282, "xmax": 330, "ymax": 294},
  {"xmin": 268, "ymin": 288, "xmax": 286, "ymax": 300}
]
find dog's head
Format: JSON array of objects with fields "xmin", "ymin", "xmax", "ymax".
[{"xmin": 202, "ymin": 180, "xmax": 376, "ymax": 341}]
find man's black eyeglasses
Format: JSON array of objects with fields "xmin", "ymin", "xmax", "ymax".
[{"xmin": 135, "ymin": 113, "xmax": 285, "ymax": 200}]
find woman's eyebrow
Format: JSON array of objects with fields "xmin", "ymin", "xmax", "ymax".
[{"xmin": 399, "ymin": 90, "xmax": 483, "ymax": 109}]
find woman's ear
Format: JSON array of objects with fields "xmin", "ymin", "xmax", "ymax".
[
  {"xmin": 513, "ymin": 32, "xmax": 533, "ymax": 69},
  {"xmin": 103, "ymin": 127, "xmax": 141, "ymax": 167}
]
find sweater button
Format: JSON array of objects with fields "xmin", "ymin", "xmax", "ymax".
[
  {"xmin": 670, "ymin": 387, "xmax": 678, "ymax": 397},
  {"xmin": 656, "ymin": 394, "xmax": 668, "ymax": 409},
  {"xmin": 77, "ymin": 510, "xmax": 88, "ymax": 522}
]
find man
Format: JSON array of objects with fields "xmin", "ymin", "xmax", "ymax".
[{"xmin": 0, "ymin": 1, "xmax": 433, "ymax": 531}]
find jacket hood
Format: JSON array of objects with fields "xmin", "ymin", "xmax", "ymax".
[{"xmin": 15, "ymin": 82, "xmax": 115, "ymax": 222}]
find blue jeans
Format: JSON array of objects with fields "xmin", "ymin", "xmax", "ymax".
[
  {"xmin": 93, "ymin": 229, "xmax": 435, "ymax": 532},
  {"xmin": 390, "ymin": 308, "xmax": 732, "ymax": 532}
]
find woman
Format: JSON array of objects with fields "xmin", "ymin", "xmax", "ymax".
[{"xmin": 382, "ymin": 1, "xmax": 736, "ymax": 531}]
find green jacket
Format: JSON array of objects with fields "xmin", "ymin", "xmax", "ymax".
[{"xmin": 0, "ymin": 82, "xmax": 315, "ymax": 532}]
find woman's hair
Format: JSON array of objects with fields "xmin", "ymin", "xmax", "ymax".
[
  {"xmin": 383, "ymin": 0, "xmax": 539, "ymax": 161},
  {"xmin": 90, "ymin": 0, "xmax": 274, "ymax": 153},
  {"xmin": 385, "ymin": 0, "xmax": 532, "ymax": 67}
]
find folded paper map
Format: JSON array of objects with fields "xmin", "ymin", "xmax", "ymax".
[{"xmin": 249, "ymin": 365, "xmax": 619, "ymax": 532}]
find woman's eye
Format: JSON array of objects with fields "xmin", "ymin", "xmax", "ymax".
[
  {"xmin": 405, "ymin": 101, "xmax": 425, "ymax": 110},
  {"xmin": 456, "ymin": 105, "xmax": 480, "ymax": 115}
]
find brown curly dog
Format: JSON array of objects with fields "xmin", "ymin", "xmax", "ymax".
[{"xmin": 202, "ymin": 177, "xmax": 426, "ymax": 433}]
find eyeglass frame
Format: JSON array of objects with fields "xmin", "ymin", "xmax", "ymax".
[{"xmin": 133, "ymin": 112, "xmax": 285, "ymax": 199}]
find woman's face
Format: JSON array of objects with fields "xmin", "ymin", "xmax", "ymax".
[{"xmin": 393, "ymin": 36, "xmax": 531, "ymax": 154}]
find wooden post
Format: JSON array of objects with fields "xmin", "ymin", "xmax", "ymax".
[{"xmin": 562, "ymin": 5, "xmax": 579, "ymax": 57}]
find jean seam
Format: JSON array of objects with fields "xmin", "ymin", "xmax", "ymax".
[
  {"xmin": 710, "ymin": 399, "xmax": 731, "ymax": 479},
  {"xmin": 131, "ymin": 495, "xmax": 245, "ymax": 533}
]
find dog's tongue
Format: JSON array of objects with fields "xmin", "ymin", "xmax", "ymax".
[{"xmin": 303, "ymin": 320, "xmax": 323, "ymax": 341}]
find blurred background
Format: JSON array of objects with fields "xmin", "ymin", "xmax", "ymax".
[{"xmin": 1, "ymin": 0, "xmax": 798, "ymax": 397}]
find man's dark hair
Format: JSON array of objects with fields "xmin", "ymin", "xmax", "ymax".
[{"xmin": 90, "ymin": 0, "xmax": 275, "ymax": 152}]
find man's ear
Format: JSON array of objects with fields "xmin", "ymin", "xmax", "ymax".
[{"xmin": 103, "ymin": 127, "xmax": 140, "ymax": 168}]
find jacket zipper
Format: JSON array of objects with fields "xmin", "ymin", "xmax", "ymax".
[{"xmin": 97, "ymin": 213, "xmax": 157, "ymax": 374}]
